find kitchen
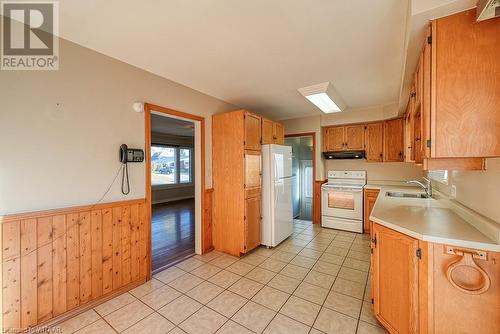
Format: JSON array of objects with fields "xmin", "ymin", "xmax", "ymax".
[
  {"xmin": 1, "ymin": 1, "xmax": 499, "ymax": 334},
  {"xmin": 209, "ymin": 5, "xmax": 499, "ymax": 334}
]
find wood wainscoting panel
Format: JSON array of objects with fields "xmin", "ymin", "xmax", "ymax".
[
  {"xmin": 313, "ymin": 180, "xmax": 327, "ymax": 225},
  {"xmin": 0, "ymin": 199, "xmax": 148, "ymax": 332}
]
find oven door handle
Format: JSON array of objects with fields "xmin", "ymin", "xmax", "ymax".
[{"xmin": 321, "ymin": 186, "xmax": 363, "ymax": 192}]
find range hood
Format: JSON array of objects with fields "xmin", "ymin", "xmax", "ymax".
[
  {"xmin": 323, "ymin": 150, "xmax": 365, "ymax": 160},
  {"xmin": 477, "ymin": 0, "xmax": 500, "ymax": 21}
]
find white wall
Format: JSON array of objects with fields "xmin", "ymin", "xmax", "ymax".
[
  {"xmin": 430, "ymin": 158, "xmax": 500, "ymax": 223},
  {"xmin": 0, "ymin": 37, "xmax": 235, "ymax": 215}
]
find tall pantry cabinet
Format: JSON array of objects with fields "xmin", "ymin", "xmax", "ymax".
[{"xmin": 212, "ymin": 110, "xmax": 263, "ymax": 256}]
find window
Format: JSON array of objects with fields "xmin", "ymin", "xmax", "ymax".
[
  {"xmin": 428, "ymin": 170, "xmax": 448, "ymax": 185},
  {"xmin": 151, "ymin": 145, "xmax": 192, "ymax": 186},
  {"xmin": 304, "ymin": 166, "xmax": 313, "ymax": 198},
  {"xmin": 179, "ymin": 148, "xmax": 191, "ymax": 183}
]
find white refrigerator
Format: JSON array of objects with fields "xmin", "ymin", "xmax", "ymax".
[{"xmin": 261, "ymin": 144, "xmax": 293, "ymax": 247}]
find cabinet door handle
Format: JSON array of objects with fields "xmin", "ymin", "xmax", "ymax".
[{"xmin": 445, "ymin": 250, "xmax": 490, "ymax": 295}]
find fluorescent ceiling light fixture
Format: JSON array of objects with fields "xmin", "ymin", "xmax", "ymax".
[{"xmin": 298, "ymin": 82, "xmax": 344, "ymax": 113}]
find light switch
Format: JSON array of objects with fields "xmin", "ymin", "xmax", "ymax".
[{"xmin": 451, "ymin": 185, "xmax": 457, "ymax": 198}]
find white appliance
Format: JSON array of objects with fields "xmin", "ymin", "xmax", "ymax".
[
  {"xmin": 262, "ymin": 144, "xmax": 294, "ymax": 247},
  {"xmin": 321, "ymin": 170, "xmax": 366, "ymax": 233}
]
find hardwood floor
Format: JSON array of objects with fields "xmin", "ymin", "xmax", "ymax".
[{"xmin": 152, "ymin": 198, "xmax": 195, "ymax": 272}]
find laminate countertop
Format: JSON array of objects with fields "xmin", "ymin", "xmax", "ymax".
[{"xmin": 366, "ymin": 183, "xmax": 500, "ymax": 252}]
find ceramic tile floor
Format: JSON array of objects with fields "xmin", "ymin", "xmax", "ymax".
[{"xmin": 55, "ymin": 220, "xmax": 388, "ymax": 334}]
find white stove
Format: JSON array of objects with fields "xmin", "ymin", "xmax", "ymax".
[{"xmin": 321, "ymin": 170, "xmax": 367, "ymax": 233}]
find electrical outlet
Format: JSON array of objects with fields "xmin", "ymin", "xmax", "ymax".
[{"xmin": 451, "ymin": 185, "xmax": 457, "ymax": 198}]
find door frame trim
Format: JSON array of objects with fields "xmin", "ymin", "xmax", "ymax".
[
  {"xmin": 144, "ymin": 103, "xmax": 206, "ymax": 279},
  {"xmin": 284, "ymin": 132, "xmax": 317, "ymax": 223}
]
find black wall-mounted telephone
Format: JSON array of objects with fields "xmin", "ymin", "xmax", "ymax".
[
  {"xmin": 119, "ymin": 144, "xmax": 144, "ymax": 195},
  {"xmin": 119, "ymin": 144, "xmax": 144, "ymax": 163}
]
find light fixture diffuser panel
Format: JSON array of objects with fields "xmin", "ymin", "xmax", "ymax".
[
  {"xmin": 298, "ymin": 82, "xmax": 344, "ymax": 113},
  {"xmin": 305, "ymin": 93, "xmax": 341, "ymax": 113}
]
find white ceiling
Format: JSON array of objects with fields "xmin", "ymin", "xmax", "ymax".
[
  {"xmin": 151, "ymin": 114, "xmax": 194, "ymax": 137},
  {"xmin": 57, "ymin": 0, "xmax": 411, "ymax": 120}
]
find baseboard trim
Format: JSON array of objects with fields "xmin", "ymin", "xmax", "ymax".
[
  {"xmin": 152, "ymin": 196, "xmax": 195, "ymax": 205},
  {"xmin": 152, "ymin": 253, "xmax": 195, "ymax": 275},
  {"xmin": 31, "ymin": 278, "xmax": 146, "ymax": 331}
]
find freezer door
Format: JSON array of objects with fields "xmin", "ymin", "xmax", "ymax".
[{"xmin": 272, "ymin": 144, "xmax": 293, "ymax": 180}]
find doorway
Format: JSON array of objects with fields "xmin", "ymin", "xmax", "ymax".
[
  {"xmin": 150, "ymin": 114, "xmax": 195, "ymax": 271},
  {"xmin": 145, "ymin": 103, "xmax": 205, "ymax": 276},
  {"xmin": 284, "ymin": 135, "xmax": 314, "ymax": 221}
]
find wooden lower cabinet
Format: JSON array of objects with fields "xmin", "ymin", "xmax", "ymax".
[
  {"xmin": 244, "ymin": 194, "xmax": 261, "ymax": 252},
  {"xmin": 363, "ymin": 188, "xmax": 379, "ymax": 234},
  {"xmin": 372, "ymin": 223, "xmax": 419, "ymax": 334},
  {"xmin": 371, "ymin": 222, "xmax": 500, "ymax": 334}
]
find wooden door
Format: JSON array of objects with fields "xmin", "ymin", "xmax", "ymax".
[
  {"xmin": 365, "ymin": 123, "xmax": 384, "ymax": 162},
  {"xmin": 432, "ymin": 10, "xmax": 500, "ymax": 157},
  {"xmin": 345, "ymin": 125, "xmax": 364, "ymax": 150},
  {"xmin": 383, "ymin": 118, "xmax": 404, "ymax": 162},
  {"xmin": 363, "ymin": 189, "xmax": 379, "ymax": 234},
  {"xmin": 244, "ymin": 195, "xmax": 261, "ymax": 253},
  {"xmin": 273, "ymin": 123, "xmax": 284, "ymax": 144},
  {"xmin": 372, "ymin": 223, "xmax": 419, "ymax": 334},
  {"xmin": 245, "ymin": 112, "xmax": 261, "ymax": 151},
  {"xmin": 325, "ymin": 126, "xmax": 344, "ymax": 151},
  {"xmin": 261, "ymin": 118, "xmax": 274, "ymax": 145}
]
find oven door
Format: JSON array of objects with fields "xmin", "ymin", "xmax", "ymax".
[{"xmin": 321, "ymin": 185, "xmax": 363, "ymax": 220}]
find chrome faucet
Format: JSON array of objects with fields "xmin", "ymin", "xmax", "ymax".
[{"xmin": 407, "ymin": 177, "xmax": 433, "ymax": 197}]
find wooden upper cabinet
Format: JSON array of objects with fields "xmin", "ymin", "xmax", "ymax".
[
  {"xmin": 261, "ymin": 118, "xmax": 274, "ymax": 144},
  {"xmin": 244, "ymin": 112, "xmax": 261, "ymax": 151},
  {"xmin": 324, "ymin": 126, "xmax": 344, "ymax": 151},
  {"xmin": 365, "ymin": 122, "xmax": 384, "ymax": 162},
  {"xmin": 422, "ymin": 26, "xmax": 432, "ymax": 160},
  {"xmin": 244, "ymin": 195, "xmax": 261, "ymax": 253},
  {"xmin": 345, "ymin": 125, "xmax": 364, "ymax": 150},
  {"xmin": 273, "ymin": 122, "xmax": 284, "ymax": 144},
  {"xmin": 384, "ymin": 118, "xmax": 404, "ymax": 162},
  {"xmin": 261, "ymin": 118, "xmax": 284, "ymax": 145},
  {"xmin": 372, "ymin": 223, "xmax": 419, "ymax": 334},
  {"xmin": 430, "ymin": 10, "xmax": 500, "ymax": 158},
  {"xmin": 324, "ymin": 125, "xmax": 364, "ymax": 152},
  {"xmin": 413, "ymin": 109, "xmax": 423, "ymax": 164},
  {"xmin": 404, "ymin": 106, "xmax": 415, "ymax": 162}
]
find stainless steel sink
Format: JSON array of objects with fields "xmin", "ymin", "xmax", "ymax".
[{"xmin": 386, "ymin": 191, "xmax": 432, "ymax": 199}]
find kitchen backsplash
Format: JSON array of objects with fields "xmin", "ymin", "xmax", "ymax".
[
  {"xmin": 324, "ymin": 160, "xmax": 424, "ymax": 182},
  {"xmin": 430, "ymin": 157, "xmax": 500, "ymax": 224}
]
